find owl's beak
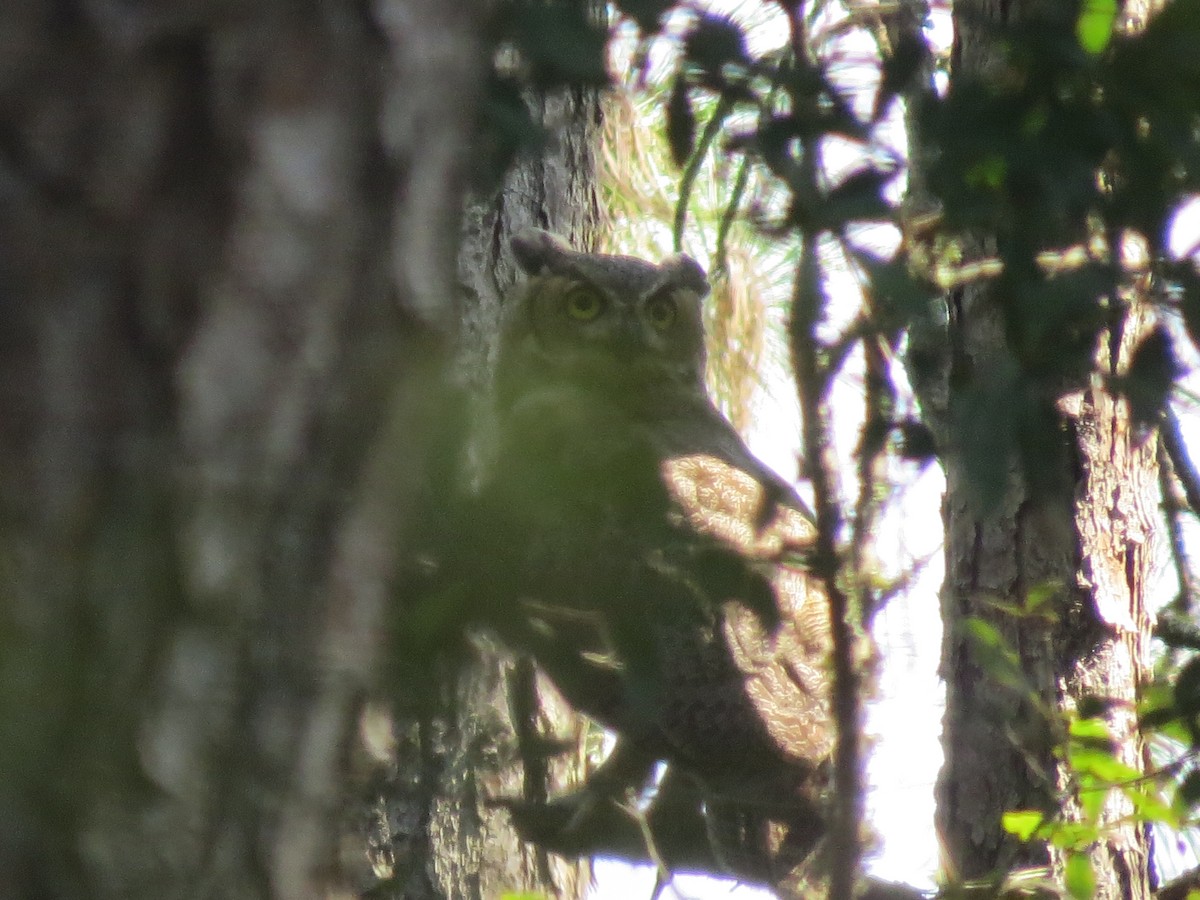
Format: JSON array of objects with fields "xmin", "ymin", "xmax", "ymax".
[{"xmin": 612, "ymin": 318, "xmax": 648, "ymax": 359}]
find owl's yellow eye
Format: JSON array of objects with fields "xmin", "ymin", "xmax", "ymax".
[
  {"xmin": 564, "ymin": 287, "xmax": 605, "ymax": 321},
  {"xmin": 645, "ymin": 294, "xmax": 678, "ymax": 329}
]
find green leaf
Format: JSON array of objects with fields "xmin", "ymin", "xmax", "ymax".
[
  {"xmin": 1069, "ymin": 717, "xmax": 1111, "ymax": 742},
  {"xmin": 510, "ymin": 3, "xmax": 609, "ymax": 89},
  {"xmin": 1025, "ymin": 581, "xmax": 1063, "ymax": 615},
  {"xmin": 1140, "ymin": 681, "xmax": 1176, "ymax": 718},
  {"xmin": 1076, "ymin": 0, "xmax": 1117, "ymax": 54},
  {"xmin": 1002, "ymin": 809, "xmax": 1045, "ymax": 841},
  {"xmin": 818, "ymin": 168, "xmax": 895, "ymax": 228},
  {"xmin": 1065, "ymin": 852, "xmax": 1096, "ymax": 900},
  {"xmin": 1119, "ymin": 327, "xmax": 1178, "ymax": 428},
  {"xmin": 875, "ymin": 30, "xmax": 929, "ymax": 121},
  {"xmin": 683, "ymin": 13, "xmax": 748, "ymax": 82},
  {"xmin": 1178, "ymin": 769, "xmax": 1200, "ymax": 810},
  {"xmin": 1126, "ymin": 785, "xmax": 1178, "ymax": 827},
  {"xmin": 965, "ymin": 154, "xmax": 1006, "ymax": 191},
  {"xmin": 666, "ymin": 75, "xmax": 696, "ymax": 168},
  {"xmin": 1049, "ymin": 821, "xmax": 1101, "ymax": 850},
  {"xmin": 963, "ymin": 618, "xmax": 1029, "ymax": 692},
  {"xmin": 1068, "ymin": 746, "xmax": 1139, "ymax": 783},
  {"xmin": 1175, "ymin": 655, "xmax": 1200, "ymax": 718},
  {"xmin": 1078, "ymin": 779, "xmax": 1105, "ymax": 823},
  {"xmin": 849, "ymin": 248, "xmax": 936, "ymax": 334},
  {"xmin": 895, "ymin": 418, "xmax": 938, "ymax": 463},
  {"xmin": 614, "ymin": 0, "xmax": 673, "ymax": 33}
]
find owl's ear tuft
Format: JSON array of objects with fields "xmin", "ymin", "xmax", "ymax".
[
  {"xmin": 512, "ymin": 228, "xmax": 573, "ymax": 275},
  {"xmin": 661, "ymin": 253, "xmax": 710, "ymax": 297}
]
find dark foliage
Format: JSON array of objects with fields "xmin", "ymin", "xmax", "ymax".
[{"xmin": 434, "ymin": 0, "xmax": 1200, "ymax": 892}]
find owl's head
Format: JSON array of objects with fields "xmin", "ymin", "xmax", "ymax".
[{"xmin": 498, "ymin": 228, "xmax": 710, "ymax": 409}]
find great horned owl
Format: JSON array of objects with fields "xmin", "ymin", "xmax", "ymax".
[{"xmin": 477, "ymin": 228, "xmax": 833, "ymax": 886}]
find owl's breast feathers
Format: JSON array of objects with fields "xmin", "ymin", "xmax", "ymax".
[{"xmin": 488, "ymin": 387, "xmax": 834, "ymax": 770}]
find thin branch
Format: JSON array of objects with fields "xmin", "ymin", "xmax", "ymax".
[
  {"xmin": 791, "ymin": 230, "xmax": 864, "ymax": 900},
  {"xmin": 1158, "ymin": 430, "xmax": 1197, "ymax": 617},
  {"xmin": 622, "ymin": 799, "xmax": 674, "ymax": 889},
  {"xmin": 1156, "ymin": 862, "xmax": 1200, "ymax": 900},
  {"xmin": 714, "ymin": 153, "xmax": 752, "ymax": 276},
  {"xmin": 714, "ymin": 70, "xmax": 784, "ymax": 275},
  {"xmin": 825, "ymin": 312, "xmax": 874, "ymax": 375},
  {"xmin": 674, "ymin": 93, "xmax": 735, "ymax": 253},
  {"xmin": 782, "ymin": 7, "xmax": 865, "ymax": 894},
  {"xmin": 874, "ymin": 549, "xmax": 938, "ymax": 610},
  {"xmin": 1163, "ymin": 405, "xmax": 1200, "ymax": 516},
  {"xmin": 851, "ymin": 331, "xmax": 896, "ymax": 625}
]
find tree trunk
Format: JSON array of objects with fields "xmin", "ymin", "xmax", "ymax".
[
  {"xmin": 358, "ymin": 86, "xmax": 601, "ymax": 900},
  {"xmin": 928, "ymin": 285, "xmax": 1156, "ymax": 895},
  {"xmin": 907, "ymin": 3, "xmax": 1160, "ymax": 895},
  {"xmin": 0, "ymin": 2, "xmax": 593, "ymax": 898}
]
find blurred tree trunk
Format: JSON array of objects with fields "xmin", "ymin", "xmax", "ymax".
[
  {"xmin": 903, "ymin": 2, "xmax": 1160, "ymax": 896},
  {"xmin": 0, "ymin": 2, "xmax": 594, "ymax": 899}
]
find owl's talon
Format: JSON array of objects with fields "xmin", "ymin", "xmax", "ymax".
[
  {"xmin": 493, "ymin": 785, "xmax": 638, "ymax": 856},
  {"xmin": 496, "ymin": 740, "xmax": 660, "ymax": 855}
]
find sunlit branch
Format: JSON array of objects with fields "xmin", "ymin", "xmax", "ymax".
[
  {"xmin": 791, "ymin": 227, "xmax": 864, "ymax": 899},
  {"xmin": 1163, "ymin": 405, "xmax": 1200, "ymax": 518},
  {"xmin": 852, "ymin": 331, "xmax": 895, "ymax": 626},
  {"xmin": 1158, "ymin": 430, "xmax": 1198, "ymax": 617}
]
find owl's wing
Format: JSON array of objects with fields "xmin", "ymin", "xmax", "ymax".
[
  {"xmin": 650, "ymin": 395, "xmax": 815, "ymax": 522},
  {"xmin": 658, "ymin": 452, "xmax": 833, "ymax": 767},
  {"xmin": 644, "ymin": 397, "xmax": 834, "ymax": 770}
]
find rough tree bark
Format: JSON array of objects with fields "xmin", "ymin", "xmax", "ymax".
[
  {"xmin": 357, "ymin": 86, "xmax": 601, "ymax": 900},
  {"xmin": 0, "ymin": 2, "xmax": 593, "ymax": 898},
  {"xmin": 904, "ymin": 1, "xmax": 1161, "ymax": 895},
  {"xmin": 923, "ymin": 278, "xmax": 1157, "ymax": 896}
]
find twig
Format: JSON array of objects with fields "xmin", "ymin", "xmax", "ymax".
[
  {"xmin": 1156, "ymin": 861, "xmax": 1200, "ymax": 900},
  {"xmin": 874, "ymin": 549, "xmax": 938, "ymax": 611},
  {"xmin": 1163, "ymin": 405, "xmax": 1200, "ymax": 516},
  {"xmin": 673, "ymin": 93, "xmax": 735, "ymax": 253},
  {"xmin": 714, "ymin": 72, "xmax": 784, "ymax": 274},
  {"xmin": 791, "ymin": 229, "xmax": 864, "ymax": 900},
  {"xmin": 714, "ymin": 153, "xmax": 751, "ymax": 276},
  {"xmin": 1158, "ymin": 430, "xmax": 1197, "ymax": 617},
  {"xmin": 852, "ymin": 330, "xmax": 896, "ymax": 626},
  {"xmin": 782, "ymin": 5, "xmax": 865, "ymax": 891},
  {"xmin": 620, "ymin": 799, "xmax": 674, "ymax": 894}
]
